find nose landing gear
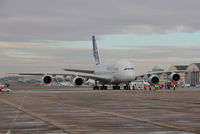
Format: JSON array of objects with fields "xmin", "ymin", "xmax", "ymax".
[
  {"xmin": 93, "ymin": 81, "xmax": 133, "ymax": 90},
  {"xmin": 124, "ymin": 83, "xmax": 131, "ymax": 90}
]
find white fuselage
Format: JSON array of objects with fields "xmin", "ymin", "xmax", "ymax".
[{"xmin": 94, "ymin": 60, "xmax": 136, "ymax": 84}]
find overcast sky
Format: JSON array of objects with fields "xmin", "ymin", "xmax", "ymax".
[{"xmin": 0, "ymin": 0, "xmax": 200, "ymax": 76}]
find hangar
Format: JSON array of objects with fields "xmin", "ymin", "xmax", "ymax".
[{"xmin": 185, "ymin": 63, "xmax": 200, "ymax": 86}]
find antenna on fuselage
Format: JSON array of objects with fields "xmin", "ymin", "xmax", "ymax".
[{"xmin": 92, "ymin": 36, "xmax": 101, "ymax": 65}]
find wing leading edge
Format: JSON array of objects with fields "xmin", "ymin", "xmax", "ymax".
[
  {"xmin": 135, "ymin": 70, "xmax": 185, "ymax": 80},
  {"xmin": 63, "ymin": 69, "xmax": 94, "ymax": 74},
  {"xmin": 8, "ymin": 73, "xmax": 111, "ymax": 83}
]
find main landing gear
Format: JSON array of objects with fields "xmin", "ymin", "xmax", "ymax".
[
  {"xmin": 93, "ymin": 86, "xmax": 99, "ymax": 90},
  {"xmin": 93, "ymin": 80, "xmax": 107, "ymax": 90},
  {"xmin": 112, "ymin": 85, "xmax": 120, "ymax": 90},
  {"xmin": 93, "ymin": 81, "xmax": 133, "ymax": 90},
  {"xmin": 93, "ymin": 85, "xmax": 107, "ymax": 90}
]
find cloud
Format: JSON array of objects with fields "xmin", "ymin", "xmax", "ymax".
[
  {"xmin": 0, "ymin": 0, "xmax": 199, "ymax": 76},
  {"xmin": 0, "ymin": 42, "xmax": 200, "ymax": 74},
  {"xmin": 0, "ymin": 0, "xmax": 200, "ymax": 41}
]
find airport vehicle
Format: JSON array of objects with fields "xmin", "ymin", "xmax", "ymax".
[
  {"xmin": 10, "ymin": 36, "xmax": 183, "ymax": 90},
  {"xmin": 0, "ymin": 83, "xmax": 11, "ymax": 92},
  {"xmin": 195, "ymin": 84, "xmax": 200, "ymax": 88},
  {"xmin": 0, "ymin": 83, "xmax": 9, "ymax": 88},
  {"xmin": 143, "ymin": 80, "xmax": 150, "ymax": 86},
  {"xmin": 1, "ymin": 88, "xmax": 11, "ymax": 92},
  {"xmin": 184, "ymin": 84, "xmax": 190, "ymax": 88}
]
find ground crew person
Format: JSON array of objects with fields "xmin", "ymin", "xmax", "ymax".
[
  {"xmin": 167, "ymin": 84, "xmax": 171, "ymax": 89},
  {"xmin": 173, "ymin": 84, "xmax": 176, "ymax": 90},
  {"xmin": 144, "ymin": 85, "xmax": 147, "ymax": 90},
  {"xmin": 149, "ymin": 85, "xmax": 152, "ymax": 91},
  {"xmin": 154, "ymin": 85, "xmax": 158, "ymax": 91},
  {"xmin": 159, "ymin": 84, "xmax": 162, "ymax": 89}
]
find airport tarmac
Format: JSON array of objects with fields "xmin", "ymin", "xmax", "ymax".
[{"xmin": 0, "ymin": 88, "xmax": 200, "ymax": 134}]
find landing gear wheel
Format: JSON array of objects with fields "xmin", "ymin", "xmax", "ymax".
[
  {"xmin": 124, "ymin": 86, "xmax": 128, "ymax": 90},
  {"xmin": 100, "ymin": 85, "xmax": 107, "ymax": 90},
  {"xmin": 124, "ymin": 84, "xmax": 130, "ymax": 90},
  {"xmin": 93, "ymin": 86, "xmax": 99, "ymax": 90},
  {"xmin": 113, "ymin": 85, "xmax": 120, "ymax": 90}
]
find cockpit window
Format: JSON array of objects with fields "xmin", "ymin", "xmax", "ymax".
[{"xmin": 124, "ymin": 68, "xmax": 134, "ymax": 70}]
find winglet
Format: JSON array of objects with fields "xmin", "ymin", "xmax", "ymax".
[{"xmin": 92, "ymin": 36, "xmax": 101, "ymax": 65}]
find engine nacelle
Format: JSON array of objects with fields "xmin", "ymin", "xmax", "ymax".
[
  {"xmin": 42, "ymin": 75, "xmax": 52, "ymax": 84},
  {"xmin": 168, "ymin": 73, "xmax": 180, "ymax": 82},
  {"xmin": 148, "ymin": 75, "xmax": 159, "ymax": 85},
  {"xmin": 72, "ymin": 77, "xmax": 88, "ymax": 86}
]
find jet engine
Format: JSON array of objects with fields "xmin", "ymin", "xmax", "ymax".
[
  {"xmin": 72, "ymin": 77, "xmax": 88, "ymax": 86},
  {"xmin": 42, "ymin": 75, "xmax": 52, "ymax": 84},
  {"xmin": 148, "ymin": 75, "xmax": 159, "ymax": 85},
  {"xmin": 168, "ymin": 73, "xmax": 180, "ymax": 82}
]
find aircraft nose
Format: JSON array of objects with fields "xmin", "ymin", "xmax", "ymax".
[
  {"xmin": 130, "ymin": 71, "xmax": 136, "ymax": 80},
  {"xmin": 125, "ymin": 70, "xmax": 136, "ymax": 81}
]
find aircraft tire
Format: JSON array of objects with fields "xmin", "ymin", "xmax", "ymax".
[
  {"xmin": 93, "ymin": 86, "xmax": 100, "ymax": 90},
  {"xmin": 124, "ymin": 86, "xmax": 127, "ymax": 90}
]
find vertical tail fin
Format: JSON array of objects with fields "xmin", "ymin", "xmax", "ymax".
[{"xmin": 92, "ymin": 36, "xmax": 101, "ymax": 65}]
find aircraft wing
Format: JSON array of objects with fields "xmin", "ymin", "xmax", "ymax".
[
  {"xmin": 8, "ymin": 73, "xmax": 111, "ymax": 83},
  {"xmin": 135, "ymin": 70, "xmax": 185, "ymax": 80},
  {"xmin": 8, "ymin": 73, "xmax": 75, "ymax": 77},
  {"xmin": 63, "ymin": 69, "xmax": 94, "ymax": 74}
]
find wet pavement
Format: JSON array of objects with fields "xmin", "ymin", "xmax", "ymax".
[{"xmin": 0, "ymin": 88, "xmax": 200, "ymax": 134}]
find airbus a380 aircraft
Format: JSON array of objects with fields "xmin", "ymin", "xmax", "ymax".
[{"xmin": 12, "ymin": 36, "xmax": 181, "ymax": 90}]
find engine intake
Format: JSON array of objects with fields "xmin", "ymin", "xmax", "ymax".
[
  {"xmin": 72, "ymin": 77, "xmax": 88, "ymax": 86},
  {"xmin": 148, "ymin": 75, "xmax": 159, "ymax": 85},
  {"xmin": 168, "ymin": 73, "xmax": 180, "ymax": 82},
  {"xmin": 73, "ymin": 77, "xmax": 83, "ymax": 86},
  {"xmin": 42, "ymin": 75, "xmax": 52, "ymax": 84}
]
